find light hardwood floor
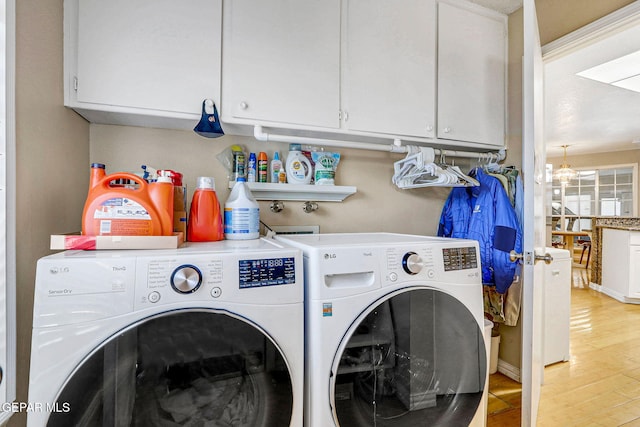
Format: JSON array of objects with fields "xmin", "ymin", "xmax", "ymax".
[{"xmin": 487, "ymin": 259, "xmax": 640, "ymax": 426}]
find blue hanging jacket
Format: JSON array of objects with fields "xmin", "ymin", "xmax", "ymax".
[{"xmin": 437, "ymin": 168, "xmax": 522, "ymax": 293}]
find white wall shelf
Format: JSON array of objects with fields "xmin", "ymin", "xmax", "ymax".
[{"xmin": 227, "ymin": 182, "xmax": 357, "ymax": 202}]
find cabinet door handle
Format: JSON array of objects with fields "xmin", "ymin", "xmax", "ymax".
[
  {"xmin": 239, "ymin": 101, "xmax": 248, "ymax": 110},
  {"xmin": 443, "ymin": 127, "xmax": 451, "ymax": 133}
]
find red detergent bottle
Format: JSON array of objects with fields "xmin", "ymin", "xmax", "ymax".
[{"xmin": 187, "ymin": 176, "xmax": 224, "ymax": 242}]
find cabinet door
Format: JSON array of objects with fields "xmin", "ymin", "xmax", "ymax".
[
  {"xmin": 629, "ymin": 244, "xmax": 640, "ymax": 298},
  {"xmin": 69, "ymin": 0, "xmax": 221, "ymax": 125},
  {"xmin": 343, "ymin": 0, "xmax": 436, "ymax": 138},
  {"xmin": 437, "ymin": 1, "xmax": 506, "ymax": 146},
  {"xmin": 222, "ymin": 0, "xmax": 340, "ymax": 129},
  {"xmin": 602, "ymin": 228, "xmax": 630, "ymax": 300}
]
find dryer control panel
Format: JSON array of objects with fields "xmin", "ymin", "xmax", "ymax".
[{"xmin": 383, "ymin": 242, "xmax": 481, "ymax": 287}]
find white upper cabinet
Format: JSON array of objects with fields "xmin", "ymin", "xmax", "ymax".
[
  {"xmin": 221, "ymin": 0, "xmax": 341, "ymax": 129},
  {"xmin": 222, "ymin": 0, "xmax": 506, "ymax": 149},
  {"xmin": 342, "ymin": 0, "xmax": 437, "ymax": 138},
  {"xmin": 64, "ymin": 0, "xmax": 222, "ymax": 129},
  {"xmin": 437, "ymin": 0, "xmax": 507, "ymax": 147},
  {"xmin": 66, "ymin": 0, "xmax": 507, "ymax": 148}
]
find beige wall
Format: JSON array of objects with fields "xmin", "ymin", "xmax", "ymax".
[
  {"xmin": 496, "ymin": 7, "xmax": 524, "ymax": 373},
  {"xmin": 90, "ymin": 125, "xmax": 452, "ymax": 235},
  {"xmin": 12, "ymin": 0, "xmax": 90, "ymax": 425}
]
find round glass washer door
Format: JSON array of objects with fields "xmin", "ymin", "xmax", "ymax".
[
  {"xmin": 47, "ymin": 309, "xmax": 294, "ymax": 427},
  {"xmin": 331, "ymin": 288, "xmax": 487, "ymax": 427}
]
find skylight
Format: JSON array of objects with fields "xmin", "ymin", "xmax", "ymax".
[{"xmin": 576, "ymin": 49, "xmax": 640, "ymax": 93}]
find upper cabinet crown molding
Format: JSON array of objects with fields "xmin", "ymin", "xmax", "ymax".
[{"xmin": 63, "ymin": 0, "xmax": 222, "ymax": 130}]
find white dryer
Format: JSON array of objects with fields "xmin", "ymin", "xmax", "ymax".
[
  {"xmin": 28, "ymin": 239, "xmax": 303, "ymax": 427},
  {"xmin": 275, "ymin": 233, "xmax": 488, "ymax": 427}
]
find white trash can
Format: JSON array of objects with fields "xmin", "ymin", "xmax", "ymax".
[
  {"xmin": 482, "ymin": 319, "xmax": 493, "ymax": 426},
  {"xmin": 483, "ymin": 319, "xmax": 493, "ymax": 370},
  {"xmin": 490, "ymin": 328, "xmax": 501, "ymax": 375}
]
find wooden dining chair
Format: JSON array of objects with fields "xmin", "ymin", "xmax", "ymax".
[{"xmin": 577, "ymin": 237, "xmax": 591, "ymax": 267}]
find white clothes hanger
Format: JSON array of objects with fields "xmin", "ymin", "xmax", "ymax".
[{"xmin": 392, "ymin": 147, "xmax": 480, "ymax": 189}]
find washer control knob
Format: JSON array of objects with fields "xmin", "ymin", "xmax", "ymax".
[
  {"xmin": 170, "ymin": 265, "xmax": 202, "ymax": 294},
  {"xmin": 402, "ymin": 252, "xmax": 423, "ymax": 275}
]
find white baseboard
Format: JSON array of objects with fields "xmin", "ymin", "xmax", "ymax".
[{"xmin": 497, "ymin": 358, "xmax": 521, "ymax": 383}]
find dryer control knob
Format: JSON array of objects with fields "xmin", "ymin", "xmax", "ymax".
[
  {"xmin": 402, "ymin": 252, "xmax": 423, "ymax": 275},
  {"xmin": 170, "ymin": 265, "xmax": 202, "ymax": 294}
]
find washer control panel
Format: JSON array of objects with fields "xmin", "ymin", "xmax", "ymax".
[
  {"xmin": 238, "ymin": 257, "xmax": 296, "ymax": 289},
  {"xmin": 134, "ymin": 252, "xmax": 301, "ymax": 309},
  {"xmin": 33, "ymin": 244, "xmax": 302, "ymax": 326}
]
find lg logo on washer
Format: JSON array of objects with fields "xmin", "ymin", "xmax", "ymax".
[{"xmin": 324, "ymin": 253, "xmax": 336, "ymax": 259}]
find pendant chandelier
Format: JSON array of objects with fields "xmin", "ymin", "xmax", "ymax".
[{"xmin": 553, "ymin": 145, "xmax": 577, "ymax": 185}]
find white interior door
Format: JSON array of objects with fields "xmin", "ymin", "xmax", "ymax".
[{"xmin": 522, "ymin": 0, "xmax": 546, "ymax": 425}]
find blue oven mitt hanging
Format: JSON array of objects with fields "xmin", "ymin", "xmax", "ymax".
[{"xmin": 194, "ymin": 99, "xmax": 224, "ymax": 138}]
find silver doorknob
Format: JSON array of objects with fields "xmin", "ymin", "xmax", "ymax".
[{"xmin": 510, "ymin": 250, "xmax": 553, "ymax": 265}]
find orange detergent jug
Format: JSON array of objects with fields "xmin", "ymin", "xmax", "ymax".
[
  {"xmin": 82, "ymin": 166, "xmax": 173, "ymax": 236},
  {"xmin": 187, "ymin": 176, "xmax": 223, "ymax": 242}
]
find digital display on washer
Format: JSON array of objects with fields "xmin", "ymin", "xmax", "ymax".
[
  {"xmin": 442, "ymin": 247, "xmax": 478, "ymax": 271},
  {"xmin": 239, "ymin": 257, "xmax": 296, "ymax": 288}
]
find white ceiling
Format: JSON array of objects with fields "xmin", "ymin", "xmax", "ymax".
[
  {"xmin": 544, "ymin": 15, "xmax": 640, "ymax": 157},
  {"xmin": 467, "ymin": 0, "xmax": 522, "ymax": 14}
]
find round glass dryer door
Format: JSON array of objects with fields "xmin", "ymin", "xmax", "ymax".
[
  {"xmin": 332, "ymin": 288, "xmax": 486, "ymax": 426},
  {"xmin": 47, "ymin": 310, "xmax": 294, "ymax": 427}
]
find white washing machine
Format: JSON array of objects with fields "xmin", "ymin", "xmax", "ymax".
[
  {"xmin": 275, "ymin": 233, "xmax": 488, "ymax": 427},
  {"xmin": 28, "ymin": 239, "xmax": 303, "ymax": 427}
]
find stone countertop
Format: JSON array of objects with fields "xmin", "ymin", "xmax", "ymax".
[{"xmin": 599, "ymin": 225, "xmax": 640, "ymax": 232}]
